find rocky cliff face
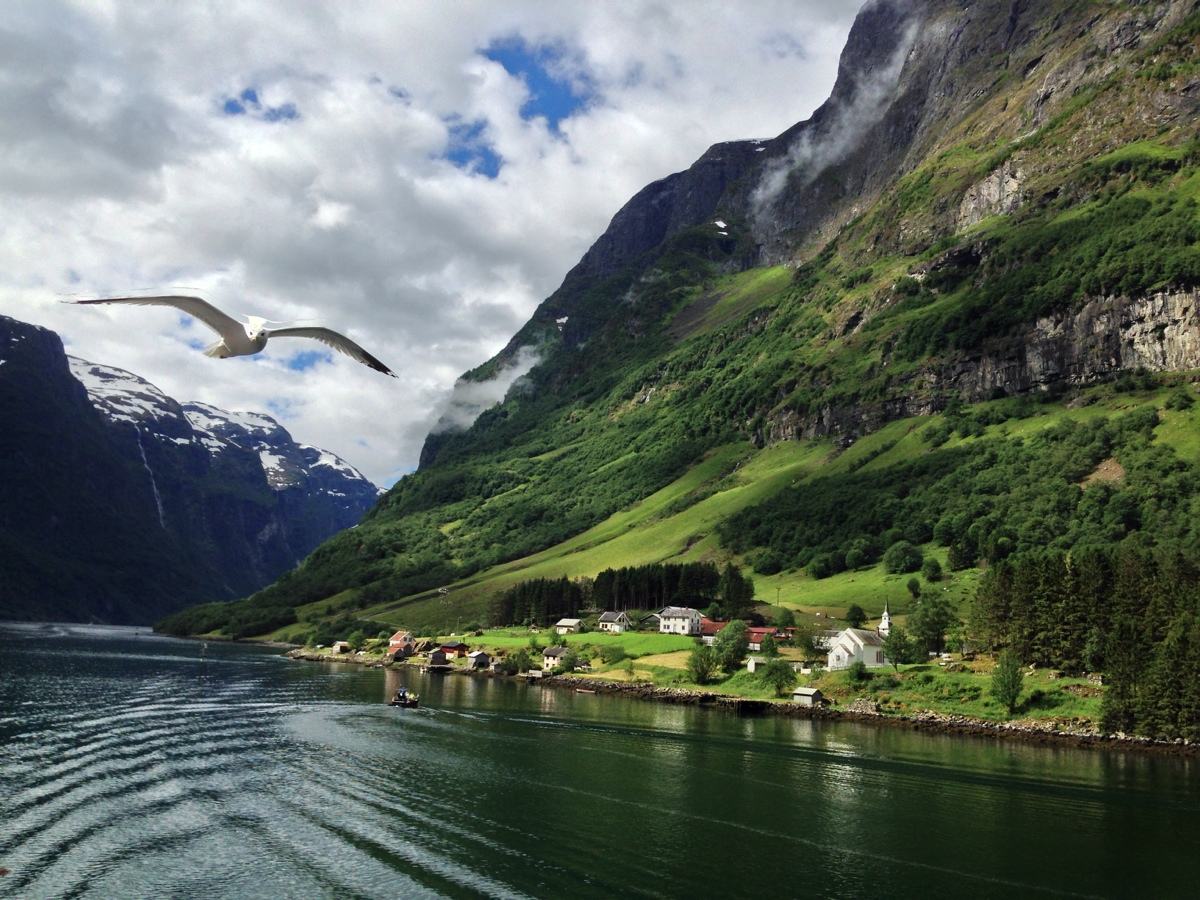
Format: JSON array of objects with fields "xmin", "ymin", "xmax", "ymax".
[
  {"xmin": 761, "ymin": 288, "xmax": 1200, "ymax": 444},
  {"xmin": 499, "ymin": 0, "xmax": 1200, "ymax": 448},
  {"xmin": 0, "ymin": 314, "xmax": 379, "ymax": 623}
]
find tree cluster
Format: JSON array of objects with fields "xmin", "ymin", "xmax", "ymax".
[
  {"xmin": 591, "ymin": 562, "xmax": 722, "ymax": 611},
  {"xmin": 488, "ymin": 577, "xmax": 587, "ymax": 627},
  {"xmin": 974, "ymin": 544, "xmax": 1200, "ymax": 740}
]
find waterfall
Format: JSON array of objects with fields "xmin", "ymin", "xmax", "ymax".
[{"xmin": 136, "ymin": 429, "xmax": 166, "ymax": 529}]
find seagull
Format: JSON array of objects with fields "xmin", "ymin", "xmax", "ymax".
[{"xmin": 69, "ymin": 294, "xmax": 397, "ymax": 377}]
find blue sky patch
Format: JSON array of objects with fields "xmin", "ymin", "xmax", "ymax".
[
  {"xmin": 263, "ymin": 102, "xmax": 299, "ymax": 122},
  {"xmin": 221, "ymin": 87, "xmax": 299, "ymax": 123},
  {"xmin": 444, "ymin": 118, "xmax": 502, "ymax": 178},
  {"xmin": 285, "ymin": 349, "xmax": 330, "ymax": 371},
  {"xmin": 483, "ymin": 37, "xmax": 592, "ymax": 132}
]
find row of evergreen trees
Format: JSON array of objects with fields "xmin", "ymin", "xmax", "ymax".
[
  {"xmin": 591, "ymin": 562, "xmax": 722, "ymax": 612},
  {"xmin": 487, "ymin": 577, "xmax": 588, "ymax": 627},
  {"xmin": 973, "ymin": 543, "xmax": 1200, "ymax": 740},
  {"xmin": 487, "ymin": 562, "xmax": 757, "ymax": 627}
]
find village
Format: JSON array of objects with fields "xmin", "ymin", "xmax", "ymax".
[{"xmin": 298, "ymin": 601, "xmax": 1107, "ymax": 727}]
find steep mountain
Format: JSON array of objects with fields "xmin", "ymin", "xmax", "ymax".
[
  {"xmin": 0, "ymin": 314, "xmax": 379, "ymax": 624},
  {"xmin": 171, "ymin": 0, "xmax": 1200, "ymax": 644}
]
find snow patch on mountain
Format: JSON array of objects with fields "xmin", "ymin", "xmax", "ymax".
[{"xmin": 67, "ymin": 357, "xmax": 190, "ymax": 433}]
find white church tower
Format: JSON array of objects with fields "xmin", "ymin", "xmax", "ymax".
[{"xmin": 878, "ymin": 601, "xmax": 892, "ymax": 637}]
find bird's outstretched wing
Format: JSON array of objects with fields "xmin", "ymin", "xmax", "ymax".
[
  {"xmin": 70, "ymin": 295, "xmax": 245, "ymax": 342},
  {"xmin": 267, "ymin": 326, "xmax": 397, "ymax": 377}
]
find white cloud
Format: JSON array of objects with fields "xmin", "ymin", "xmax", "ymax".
[{"xmin": 0, "ymin": 0, "xmax": 861, "ymax": 486}]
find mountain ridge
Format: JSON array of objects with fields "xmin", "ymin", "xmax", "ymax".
[{"xmin": 0, "ymin": 314, "xmax": 379, "ymax": 624}]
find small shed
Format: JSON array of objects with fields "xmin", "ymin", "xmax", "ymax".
[
  {"xmin": 792, "ymin": 687, "xmax": 825, "ymax": 707},
  {"xmin": 427, "ymin": 648, "xmax": 449, "ymax": 667},
  {"xmin": 330, "ymin": 641, "xmax": 352, "ymax": 654},
  {"xmin": 467, "ymin": 650, "xmax": 491, "ymax": 670},
  {"xmin": 555, "ymin": 618, "xmax": 582, "ymax": 635}
]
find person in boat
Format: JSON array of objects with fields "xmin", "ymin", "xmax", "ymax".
[{"xmin": 394, "ymin": 686, "xmax": 408, "ymax": 702}]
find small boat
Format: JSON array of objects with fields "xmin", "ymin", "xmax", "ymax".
[{"xmin": 389, "ymin": 692, "xmax": 420, "ymax": 708}]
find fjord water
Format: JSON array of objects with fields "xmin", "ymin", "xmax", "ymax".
[{"xmin": 1, "ymin": 626, "xmax": 1197, "ymax": 899}]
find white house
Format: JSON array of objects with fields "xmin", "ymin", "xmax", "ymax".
[
  {"xmin": 543, "ymin": 646, "xmax": 569, "ymax": 670},
  {"xmin": 555, "ymin": 618, "xmax": 582, "ymax": 635},
  {"xmin": 658, "ymin": 606, "xmax": 702, "ymax": 636},
  {"xmin": 826, "ymin": 628, "xmax": 888, "ymax": 670},
  {"xmin": 597, "ymin": 611, "xmax": 631, "ymax": 633},
  {"xmin": 814, "ymin": 629, "xmax": 841, "ymax": 651}
]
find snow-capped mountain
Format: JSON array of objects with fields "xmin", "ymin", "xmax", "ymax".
[{"xmin": 0, "ymin": 314, "xmax": 379, "ymax": 624}]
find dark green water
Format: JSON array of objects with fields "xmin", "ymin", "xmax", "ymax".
[{"xmin": 1, "ymin": 624, "xmax": 1197, "ymax": 898}]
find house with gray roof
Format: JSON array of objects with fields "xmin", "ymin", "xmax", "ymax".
[
  {"xmin": 598, "ymin": 611, "xmax": 631, "ymax": 633},
  {"xmin": 542, "ymin": 646, "xmax": 570, "ymax": 671}
]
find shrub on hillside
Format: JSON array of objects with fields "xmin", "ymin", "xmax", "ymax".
[{"xmin": 883, "ymin": 541, "xmax": 924, "ymax": 574}]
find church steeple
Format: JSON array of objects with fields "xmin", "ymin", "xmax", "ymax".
[{"xmin": 879, "ymin": 601, "xmax": 892, "ymax": 637}]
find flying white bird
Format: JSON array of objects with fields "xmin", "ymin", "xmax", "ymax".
[{"xmin": 69, "ymin": 294, "xmax": 396, "ymax": 377}]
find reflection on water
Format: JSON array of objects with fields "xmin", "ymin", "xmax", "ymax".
[{"xmin": 1, "ymin": 623, "xmax": 1197, "ymax": 899}]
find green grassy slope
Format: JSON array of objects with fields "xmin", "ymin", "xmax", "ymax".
[{"xmin": 255, "ymin": 383, "xmax": 1191, "ymax": 638}]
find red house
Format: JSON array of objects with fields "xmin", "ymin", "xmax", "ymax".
[
  {"xmin": 746, "ymin": 626, "xmax": 793, "ymax": 652},
  {"xmin": 438, "ymin": 641, "xmax": 469, "ymax": 658},
  {"xmin": 700, "ymin": 618, "xmax": 729, "ymax": 646}
]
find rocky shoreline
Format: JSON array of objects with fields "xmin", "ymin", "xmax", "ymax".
[
  {"xmin": 541, "ymin": 676, "xmax": 1200, "ymax": 757},
  {"xmin": 280, "ymin": 649, "xmax": 1197, "ymax": 757}
]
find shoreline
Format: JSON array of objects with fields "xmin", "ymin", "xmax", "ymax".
[{"xmin": 282, "ymin": 647, "xmax": 1198, "ymax": 758}]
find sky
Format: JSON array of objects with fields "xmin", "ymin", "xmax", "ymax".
[{"xmin": 0, "ymin": 1, "xmax": 861, "ymax": 486}]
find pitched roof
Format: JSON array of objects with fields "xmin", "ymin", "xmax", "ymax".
[
  {"xmin": 660, "ymin": 606, "xmax": 699, "ymax": 617},
  {"xmin": 440, "ymin": 640, "xmax": 467, "ymax": 649},
  {"xmin": 793, "ymin": 687, "xmax": 823, "ymax": 697},
  {"xmin": 598, "ymin": 611, "xmax": 627, "ymax": 623},
  {"xmin": 845, "ymin": 628, "xmax": 883, "ymax": 646},
  {"xmin": 700, "ymin": 618, "xmax": 729, "ymax": 636},
  {"xmin": 543, "ymin": 646, "xmax": 569, "ymax": 658},
  {"xmin": 555, "ymin": 618, "xmax": 582, "ymax": 627},
  {"xmin": 467, "ymin": 650, "xmax": 489, "ymax": 658},
  {"xmin": 389, "ymin": 630, "xmax": 411, "ymax": 642}
]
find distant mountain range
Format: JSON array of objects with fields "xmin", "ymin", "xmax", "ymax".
[{"xmin": 0, "ymin": 314, "xmax": 380, "ymax": 624}]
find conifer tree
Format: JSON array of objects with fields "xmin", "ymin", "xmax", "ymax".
[{"xmin": 991, "ymin": 649, "xmax": 1024, "ymax": 716}]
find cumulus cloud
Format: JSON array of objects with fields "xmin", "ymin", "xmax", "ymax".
[{"xmin": 0, "ymin": 1, "xmax": 861, "ymax": 486}]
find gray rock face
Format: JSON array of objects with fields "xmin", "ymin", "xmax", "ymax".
[
  {"xmin": 957, "ymin": 160, "xmax": 1024, "ymax": 231},
  {"xmin": 762, "ymin": 289, "xmax": 1200, "ymax": 444},
  {"xmin": 565, "ymin": 140, "xmax": 766, "ymax": 283},
  {"xmin": 0, "ymin": 314, "xmax": 379, "ymax": 624}
]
